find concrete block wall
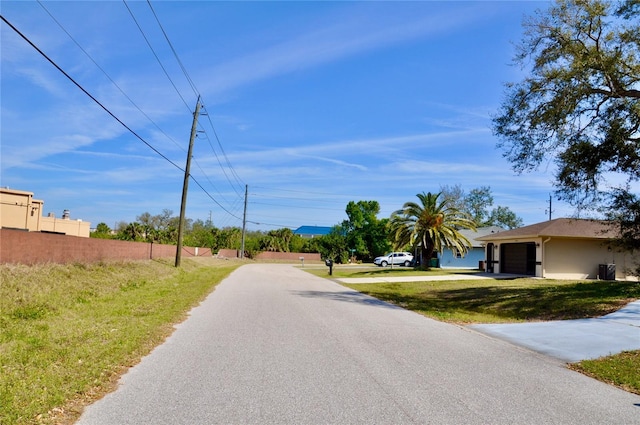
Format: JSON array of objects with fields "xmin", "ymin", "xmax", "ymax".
[
  {"xmin": 0, "ymin": 228, "xmax": 211, "ymax": 265},
  {"xmin": 216, "ymin": 248, "xmax": 321, "ymax": 262},
  {"xmin": 255, "ymin": 251, "xmax": 321, "ymax": 261}
]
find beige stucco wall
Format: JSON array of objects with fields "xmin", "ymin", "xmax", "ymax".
[
  {"xmin": 543, "ymin": 238, "xmax": 615, "ymax": 279},
  {"xmin": 486, "ymin": 236, "xmax": 637, "ymax": 280},
  {"xmin": 1, "ymin": 188, "xmax": 90, "ymax": 237},
  {"xmin": 0, "ymin": 188, "xmax": 43, "ymax": 231},
  {"xmin": 40, "ymin": 216, "xmax": 91, "ymax": 238}
]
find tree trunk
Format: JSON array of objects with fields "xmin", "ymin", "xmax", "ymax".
[{"xmin": 421, "ymin": 243, "xmax": 435, "ymax": 269}]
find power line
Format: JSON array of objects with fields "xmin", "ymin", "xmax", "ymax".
[
  {"xmin": 1, "ymin": 12, "xmax": 244, "ymax": 226},
  {"xmin": 190, "ymin": 176, "xmax": 243, "ymax": 221},
  {"xmin": 43, "ymin": 0, "xmax": 243, "ymax": 225},
  {"xmin": 141, "ymin": 1, "xmax": 245, "ymax": 204},
  {"xmin": 122, "ymin": 0, "xmax": 192, "ymax": 112},
  {"xmin": 195, "ymin": 123, "xmax": 244, "ymax": 197},
  {"xmin": 201, "ymin": 104, "xmax": 245, "ymax": 191},
  {"xmin": 146, "ymin": 0, "xmax": 198, "ymax": 98},
  {"xmin": 36, "ymin": 0, "xmax": 188, "ymax": 155},
  {"xmin": 124, "ymin": 0, "xmax": 246, "ymax": 223},
  {"xmin": 0, "ymin": 13, "xmax": 184, "ymax": 172}
]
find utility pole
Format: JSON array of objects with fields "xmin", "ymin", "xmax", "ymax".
[
  {"xmin": 175, "ymin": 96, "xmax": 201, "ymax": 267},
  {"xmin": 240, "ymin": 184, "xmax": 248, "ymax": 259},
  {"xmin": 545, "ymin": 194, "xmax": 553, "ymax": 221}
]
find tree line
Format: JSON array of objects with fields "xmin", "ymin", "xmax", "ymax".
[
  {"xmin": 91, "ymin": 185, "xmax": 522, "ymax": 265},
  {"xmin": 91, "ymin": 211, "xmax": 321, "ymax": 259}
]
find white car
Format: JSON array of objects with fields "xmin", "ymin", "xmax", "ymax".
[{"xmin": 373, "ymin": 252, "xmax": 414, "ymax": 267}]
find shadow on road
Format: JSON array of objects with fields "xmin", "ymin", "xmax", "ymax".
[{"xmin": 290, "ymin": 289, "xmax": 402, "ymax": 309}]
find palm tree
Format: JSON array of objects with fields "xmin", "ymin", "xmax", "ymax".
[{"xmin": 390, "ymin": 192, "xmax": 476, "ymax": 268}]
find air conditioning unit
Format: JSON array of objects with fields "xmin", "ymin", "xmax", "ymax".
[{"xmin": 598, "ymin": 264, "xmax": 615, "ymax": 280}]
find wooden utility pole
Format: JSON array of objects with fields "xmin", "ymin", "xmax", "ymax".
[
  {"xmin": 175, "ymin": 96, "xmax": 201, "ymax": 267},
  {"xmin": 240, "ymin": 184, "xmax": 248, "ymax": 259}
]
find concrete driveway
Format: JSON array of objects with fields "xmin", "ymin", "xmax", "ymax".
[
  {"xmin": 337, "ymin": 272, "xmax": 640, "ymax": 363},
  {"xmin": 471, "ymin": 300, "xmax": 640, "ymax": 362}
]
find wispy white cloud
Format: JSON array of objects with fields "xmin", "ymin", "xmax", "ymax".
[
  {"xmin": 222, "ymin": 128, "xmax": 491, "ymax": 167},
  {"xmin": 286, "ymin": 152, "xmax": 368, "ymax": 171},
  {"xmin": 198, "ymin": 3, "xmax": 489, "ymax": 98}
]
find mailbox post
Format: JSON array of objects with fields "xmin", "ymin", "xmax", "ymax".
[{"xmin": 325, "ymin": 258, "xmax": 333, "ymax": 275}]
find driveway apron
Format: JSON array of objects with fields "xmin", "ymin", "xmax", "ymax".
[
  {"xmin": 471, "ymin": 300, "xmax": 640, "ymax": 362},
  {"xmin": 77, "ymin": 264, "xmax": 640, "ymax": 425}
]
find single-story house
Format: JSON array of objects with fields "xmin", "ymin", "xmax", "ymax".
[
  {"xmin": 439, "ymin": 226, "xmax": 505, "ymax": 269},
  {"xmin": 476, "ymin": 218, "xmax": 637, "ymax": 280},
  {"xmin": 293, "ymin": 226, "xmax": 333, "ymax": 238}
]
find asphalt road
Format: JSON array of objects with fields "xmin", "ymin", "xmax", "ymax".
[{"xmin": 76, "ymin": 264, "xmax": 640, "ymax": 424}]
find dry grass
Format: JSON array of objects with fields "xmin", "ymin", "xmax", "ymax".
[{"xmin": 0, "ymin": 258, "xmax": 241, "ymax": 425}]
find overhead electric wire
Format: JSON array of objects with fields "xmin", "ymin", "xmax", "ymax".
[
  {"xmin": 144, "ymin": 0, "xmax": 246, "ymax": 195},
  {"xmin": 201, "ymin": 104, "xmax": 245, "ymax": 191},
  {"xmin": 126, "ymin": 0, "xmax": 245, "ymax": 220},
  {"xmin": 146, "ymin": 0, "xmax": 198, "ymax": 98},
  {"xmin": 140, "ymin": 1, "xmax": 245, "ymax": 205},
  {"xmin": 122, "ymin": 0, "xmax": 192, "ymax": 112},
  {"xmin": 189, "ymin": 175, "xmax": 243, "ymax": 221},
  {"xmin": 39, "ymin": 0, "xmax": 234, "ymax": 211},
  {"xmin": 36, "ymin": 0, "xmax": 188, "ymax": 155},
  {"xmin": 191, "ymin": 155, "xmax": 233, "ymax": 206},
  {"xmin": 9, "ymin": 6, "xmax": 324, "ymax": 231},
  {"xmin": 1, "ymin": 13, "xmax": 243, "ymax": 224},
  {"xmin": 0, "ymin": 14, "xmax": 184, "ymax": 172},
  {"xmin": 196, "ymin": 122, "xmax": 244, "ymax": 197}
]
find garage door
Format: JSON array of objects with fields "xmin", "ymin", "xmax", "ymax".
[{"xmin": 500, "ymin": 243, "xmax": 536, "ymax": 275}]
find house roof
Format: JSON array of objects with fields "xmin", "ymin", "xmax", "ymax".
[
  {"xmin": 293, "ymin": 226, "xmax": 333, "ymax": 236},
  {"xmin": 475, "ymin": 218, "xmax": 617, "ymax": 241},
  {"xmin": 458, "ymin": 226, "xmax": 505, "ymax": 247}
]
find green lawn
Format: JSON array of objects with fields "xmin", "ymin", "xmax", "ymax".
[
  {"xmin": 310, "ymin": 264, "xmax": 463, "ymax": 278},
  {"xmin": 0, "ymin": 258, "xmax": 241, "ymax": 425},
  {"xmin": 306, "ymin": 265, "xmax": 640, "ymax": 394},
  {"xmin": 345, "ymin": 277, "xmax": 638, "ymax": 323}
]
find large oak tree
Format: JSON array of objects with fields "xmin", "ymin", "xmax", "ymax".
[{"xmin": 493, "ymin": 0, "xmax": 639, "ymax": 257}]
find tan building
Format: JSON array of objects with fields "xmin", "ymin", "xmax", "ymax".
[
  {"xmin": 0, "ymin": 188, "xmax": 90, "ymax": 237},
  {"xmin": 477, "ymin": 218, "xmax": 637, "ymax": 281}
]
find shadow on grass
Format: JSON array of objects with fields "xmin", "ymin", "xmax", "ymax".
[
  {"xmin": 344, "ymin": 268, "xmax": 465, "ymax": 278},
  {"xmin": 355, "ymin": 281, "xmax": 640, "ymax": 321},
  {"xmin": 346, "ymin": 268, "xmax": 419, "ymax": 276}
]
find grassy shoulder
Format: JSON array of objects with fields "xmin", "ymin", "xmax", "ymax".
[
  {"xmin": 307, "ymin": 265, "xmax": 640, "ymax": 394},
  {"xmin": 0, "ymin": 258, "xmax": 242, "ymax": 425}
]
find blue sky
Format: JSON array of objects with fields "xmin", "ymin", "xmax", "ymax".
[{"xmin": 1, "ymin": 1, "xmax": 575, "ymax": 232}]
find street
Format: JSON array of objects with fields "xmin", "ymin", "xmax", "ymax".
[{"xmin": 77, "ymin": 264, "xmax": 640, "ymax": 424}]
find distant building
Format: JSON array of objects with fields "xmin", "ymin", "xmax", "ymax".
[
  {"xmin": 293, "ymin": 225, "xmax": 333, "ymax": 238},
  {"xmin": 0, "ymin": 188, "xmax": 90, "ymax": 237}
]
